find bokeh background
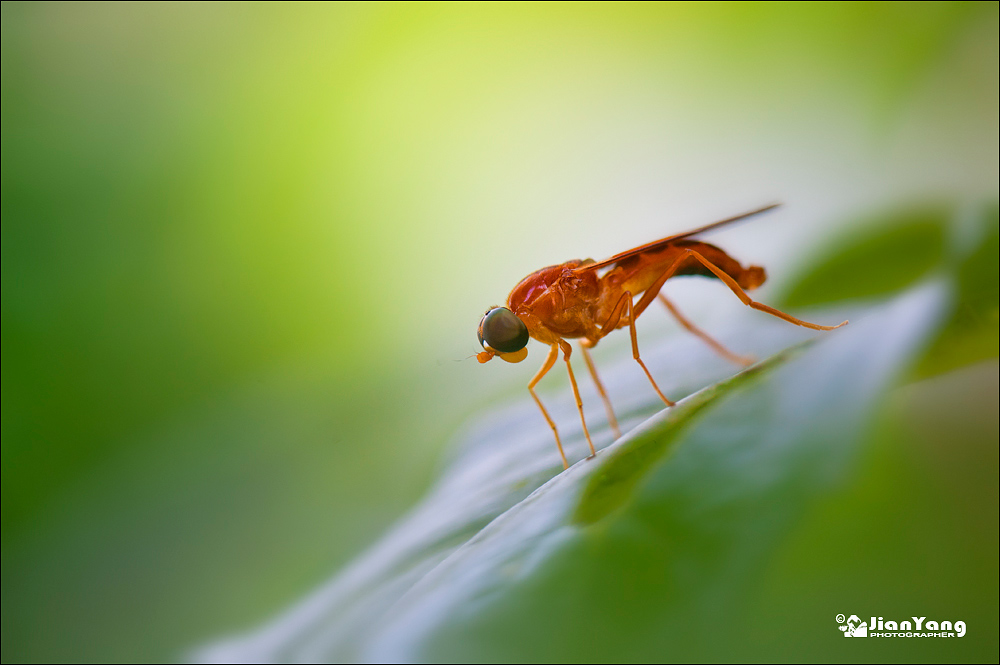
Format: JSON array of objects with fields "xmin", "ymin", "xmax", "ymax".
[{"xmin": 2, "ymin": 2, "xmax": 997, "ymax": 662}]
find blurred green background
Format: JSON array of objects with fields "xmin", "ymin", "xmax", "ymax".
[{"xmin": 2, "ymin": 2, "xmax": 996, "ymax": 662}]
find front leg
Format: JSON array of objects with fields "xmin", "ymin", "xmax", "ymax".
[
  {"xmin": 558, "ymin": 339, "xmax": 596, "ymax": 458},
  {"xmin": 528, "ymin": 343, "xmax": 568, "ymax": 469}
]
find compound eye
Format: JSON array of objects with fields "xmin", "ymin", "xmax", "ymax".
[{"xmin": 478, "ymin": 307, "xmax": 529, "ymax": 353}]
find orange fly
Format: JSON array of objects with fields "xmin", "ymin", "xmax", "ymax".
[{"xmin": 476, "ymin": 203, "xmax": 847, "ymax": 469}]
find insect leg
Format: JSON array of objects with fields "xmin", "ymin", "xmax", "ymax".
[
  {"xmin": 528, "ymin": 344, "xmax": 568, "ymax": 469},
  {"xmin": 677, "ymin": 250, "xmax": 848, "ymax": 331},
  {"xmin": 624, "ymin": 293, "xmax": 675, "ymax": 407},
  {"xmin": 595, "ymin": 290, "xmax": 675, "ymax": 407},
  {"xmin": 657, "ymin": 293, "xmax": 754, "ymax": 366},
  {"xmin": 580, "ymin": 343, "xmax": 621, "ymax": 439},
  {"xmin": 628, "ymin": 249, "xmax": 846, "ymax": 331},
  {"xmin": 559, "ymin": 340, "xmax": 597, "ymax": 458}
]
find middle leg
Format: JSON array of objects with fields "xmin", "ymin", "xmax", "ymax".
[
  {"xmin": 580, "ymin": 343, "xmax": 621, "ymax": 439},
  {"xmin": 596, "ymin": 290, "xmax": 676, "ymax": 408},
  {"xmin": 625, "ymin": 293, "xmax": 675, "ymax": 407}
]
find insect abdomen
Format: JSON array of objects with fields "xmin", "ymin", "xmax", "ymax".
[{"xmin": 610, "ymin": 240, "xmax": 766, "ymax": 296}]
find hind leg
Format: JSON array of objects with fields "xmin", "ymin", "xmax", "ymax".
[{"xmin": 658, "ymin": 293, "xmax": 754, "ymax": 366}]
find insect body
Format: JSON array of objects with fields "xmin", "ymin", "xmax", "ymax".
[{"xmin": 476, "ymin": 204, "xmax": 847, "ymax": 469}]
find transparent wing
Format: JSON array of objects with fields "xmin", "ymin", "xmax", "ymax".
[{"xmin": 574, "ymin": 203, "xmax": 780, "ymax": 272}]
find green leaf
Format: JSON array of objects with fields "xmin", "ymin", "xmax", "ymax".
[
  {"xmin": 778, "ymin": 207, "xmax": 949, "ymax": 309},
  {"xmin": 358, "ymin": 283, "xmax": 946, "ymax": 662},
  {"xmin": 198, "ymin": 205, "xmax": 998, "ymax": 663},
  {"xmin": 915, "ymin": 204, "xmax": 999, "ymax": 377},
  {"xmin": 780, "ymin": 203, "xmax": 999, "ymax": 378}
]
